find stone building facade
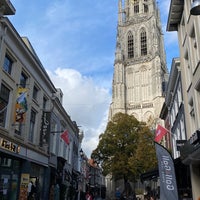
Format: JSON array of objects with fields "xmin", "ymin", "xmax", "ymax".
[
  {"xmin": 0, "ymin": 2, "xmax": 81, "ymax": 199},
  {"xmin": 107, "ymin": 0, "xmax": 168, "ymax": 198},
  {"xmin": 167, "ymin": 0, "xmax": 200, "ymax": 199},
  {"xmin": 109, "ymin": 0, "xmax": 168, "ymax": 125}
]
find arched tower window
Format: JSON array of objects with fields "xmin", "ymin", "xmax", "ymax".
[
  {"xmin": 127, "ymin": 31, "xmax": 134, "ymax": 58},
  {"xmin": 140, "ymin": 28, "xmax": 147, "ymax": 56},
  {"xmin": 143, "ymin": 0, "xmax": 148, "ymax": 13},
  {"xmin": 133, "ymin": 0, "xmax": 139, "ymax": 13}
]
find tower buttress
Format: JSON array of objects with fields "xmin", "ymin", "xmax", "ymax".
[{"xmin": 118, "ymin": 0, "xmax": 123, "ymax": 25}]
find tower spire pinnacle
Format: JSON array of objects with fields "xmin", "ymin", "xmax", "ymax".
[{"xmin": 118, "ymin": 0, "xmax": 123, "ymax": 25}]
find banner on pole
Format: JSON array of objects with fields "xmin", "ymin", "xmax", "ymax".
[
  {"xmin": 154, "ymin": 125, "xmax": 168, "ymax": 143},
  {"xmin": 155, "ymin": 142, "xmax": 178, "ymax": 200},
  {"xmin": 15, "ymin": 87, "xmax": 28, "ymax": 123}
]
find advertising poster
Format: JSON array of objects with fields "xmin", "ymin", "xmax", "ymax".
[
  {"xmin": 19, "ymin": 173, "xmax": 29, "ymax": 200},
  {"xmin": 15, "ymin": 87, "xmax": 28, "ymax": 123}
]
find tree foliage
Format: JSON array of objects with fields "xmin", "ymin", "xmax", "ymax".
[{"xmin": 91, "ymin": 112, "xmax": 157, "ymax": 182}]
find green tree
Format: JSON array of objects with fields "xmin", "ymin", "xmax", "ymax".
[{"xmin": 92, "ymin": 113, "xmax": 157, "ymax": 193}]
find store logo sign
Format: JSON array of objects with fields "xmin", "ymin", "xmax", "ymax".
[{"xmin": 0, "ymin": 137, "xmax": 20, "ymax": 153}]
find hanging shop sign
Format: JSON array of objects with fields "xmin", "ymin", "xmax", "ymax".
[
  {"xmin": 14, "ymin": 87, "xmax": 28, "ymax": 123},
  {"xmin": 176, "ymin": 140, "xmax": 187, "ymax": 151},
  {"xmin": 39, "ymin": 111, "xmax": 51, "ymax": 147},
  {"xmin": 189, "ymin": 130, "xmax": 200, "ymax": 145},
  {"xmin": 180, "ymin": 130, "xmax": 200, "ymax": 164},
  {"xmin": 0, "ymin": 137, "xmax": 20, "ymax": 153}
]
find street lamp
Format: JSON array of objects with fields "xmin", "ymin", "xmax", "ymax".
[
  {"xmin": 190, "ymin": 0, "xmax": 200, "ymax": 15},
  {"xmin": 80, "ymin": 149, "xmax": 84, "ymax": 158}
]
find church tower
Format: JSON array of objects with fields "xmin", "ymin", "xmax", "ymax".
[{"xmin": 109, "ymin": 0, "xmax": 168, "ymax": 124}]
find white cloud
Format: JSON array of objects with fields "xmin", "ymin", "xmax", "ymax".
[{"xmin": 47, "ymin": 68, "xmax": 111, "ymax": 156}]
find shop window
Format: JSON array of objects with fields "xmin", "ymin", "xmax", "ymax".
[
  {"xmin": 0, "ymin": 158, "xmax": 12, "ymax": 167},
  {"xmin": 0, "ymin": 84, "xmax": 10, "ymax": 127}
]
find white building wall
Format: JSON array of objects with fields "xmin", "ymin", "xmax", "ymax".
[{"xmin": 167, "ymin": 0, "xmax": 200, "ymax": 199}]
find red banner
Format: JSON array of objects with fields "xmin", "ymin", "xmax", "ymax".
[
  {"xmin": 154, "ymin": 125, "xmax": 168, "ymax": 143},
  {"xmin": 61, "ymin": 130, "xmax": 70, "ymax": 145}
]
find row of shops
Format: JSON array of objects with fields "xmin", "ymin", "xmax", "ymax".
[
  {"xmin": 0, "ymin": 1, "xmax": 83, "ymax": 200},
  {"xmin": 0, "ymin": 140, "xmax": 81, "ymax": 200}
]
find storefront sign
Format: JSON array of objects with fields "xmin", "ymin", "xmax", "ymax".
[
  {"xmin": 0, "ymin": 138, "xmax": 20, "ymax": 153},
  {"xmin": 180, "ymin": 131, "xmax": 200, "ymax": 164},
  {"xmin": 189, "ymin": 130, "xmax": 200, "ymax": 144},
  {"xmin": 40, "ymin": 111, "xmax": 51, "ymax": 147},
  {"xmin": 176, "ymin": 140, "xmax": 186, "ymax": 151}
]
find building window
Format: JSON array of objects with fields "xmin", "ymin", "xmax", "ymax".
[
  {"xmin": 43, "ymin": 97, "xmax": 47, "ymax": 110},
  {"xmin": 3, "ymin": 54, "xmax": 13, "ymax": 74},
  {"xmin": 134, "ymin": 0, "xmax": 139, "ymax": 13},
  {"xmin": 184, "ymin": 50, "xmax": 191, "ymax": 89},
  {"xmin": 15, "ymin": 123, "xmax": 23, "ymax": 136},
  {"xmin": 143, "ymin": 0, "xmax": 148, "ymax": 13},
  {"xmin": 189, "ymin": 25, "xmax": 198, "ymax": 71},
  {"xmin": 51, "ymin": 119, "xmax": 57, "ymax": 154},
  {"xmin": 140, "ymin": 29, "xmax": 147, "ymax": 56},
  {"xmin": 20, "ymin": 72, "xmax": 28, "ymax": 88},
  {"xmin": 0, "ymin": 84, "xmax": 10, "ymax": 127},
  {"xmin": 189, "ymin": 98, "xmax": 195, "ymax": 132},
  {"xmin": 177, "ymin": 83, "xmax": 182, "ymax": 107},
  {"xmin": 195, "ymin": 84, "xmax": 200, "ymax": 122},
  {"xmin": 29, "ymin": 109, "xmax": 36, "ymax": 142},
  {"xmin": 144, "ymin": 4, "xmax": 148, "ymax": 13},
  {"xmin": 127, "ymin": 32, "xmax": 134, "ymax": 58},
  {"xmin": 33, "ymin": 86, "xmax": 38, "ymax": 101}
]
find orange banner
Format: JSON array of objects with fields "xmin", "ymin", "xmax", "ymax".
[{"xmin": 15, "ymin": 87, "xmax": 28, "ymax": 123}]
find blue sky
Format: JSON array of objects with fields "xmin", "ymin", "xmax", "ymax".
[{"xmin": 9, "ymin": 0, "xmax": 179, "ymax": 157}]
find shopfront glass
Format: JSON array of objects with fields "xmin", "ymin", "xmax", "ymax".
[
  {"xmin": 29, "ymin": 163, "xmax": 44, "ymax": 199},
  {"xmin": 0, "ymin": 156, "xmax": 20, "ymax": 200}
]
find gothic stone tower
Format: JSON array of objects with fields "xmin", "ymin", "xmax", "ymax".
[{"xmin": 109, "ymin": 0, "xmax": 168, "ymax": 123}]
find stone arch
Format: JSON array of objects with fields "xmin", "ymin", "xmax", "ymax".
[{"xmin": 131, "ymin": 112, "xmax": 139, "ymax": 121}]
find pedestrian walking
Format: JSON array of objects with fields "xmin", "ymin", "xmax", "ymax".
[{"xmin": 86, "ymin": 191, "xmax": 93, "ymax": 200}]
